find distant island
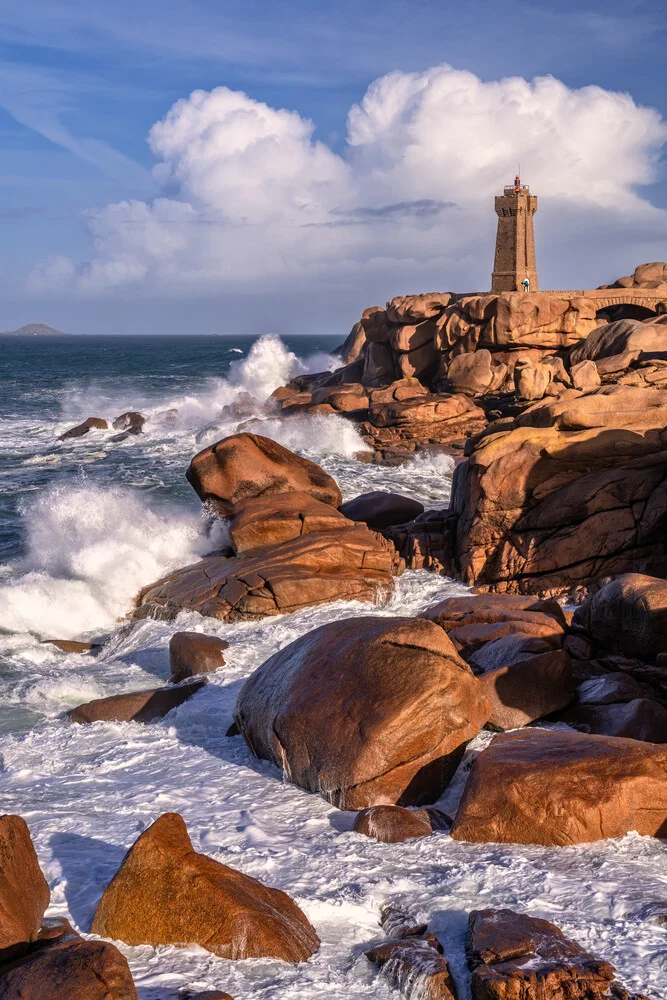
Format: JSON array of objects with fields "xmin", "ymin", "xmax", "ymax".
[{"xmin": 1, "ymin": 323, "xmax": 68, "ymax": 337}]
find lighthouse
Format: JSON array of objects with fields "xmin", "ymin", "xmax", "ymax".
[{"xmin": 491, "ymin": 176, "xmax": 538, "ymax": 293}]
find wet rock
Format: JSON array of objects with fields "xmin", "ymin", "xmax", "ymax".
[
  {"xmin": 476, "ymin": 648, "xmax": 575, "ymax": 730},
  {"xmin": 572, "ymin": 574, "xmax": 667, "ymax": 662},
  {"xmin": 42, "ymin": 639, "xmax": 101, "ymax": 654},
  {"xmin": 92, "ymin": 813, "xmax": 319, "ymax": 962},
  {"xmin": 366, "ymin": 934, "xmax": 457, "ymax": 1000},
  {"xmin": 229, "ymin": 491, "xmax": 353, "ymax": 554},
  {"xmin": 0, "ymin": 927, "xmax": 138, "ymax": 1000},
  {"xmin": 169, "ymin": 632, "xmax": 229, "ymax": 682},
  {"xmin": 341, "ymin": 491, "xmax": 424, "ymax": 530},
  {"xmin": 134, "ymin": 526, "xmax": 400, "ymax": 622},
  {"xmin": 0, "ymin": 816, "xmax": 50, "ymax": 964},
  {"xmin": 560, "ymin": 698, "xmax": 667, "ymax": 742},
  {"xmin": 353, "ymin": 805, "xmax": 451, "ymax": 843},
  {"xmin": 112, "ymin": 410, "xmax": 145, "ymax": 432},
  {"xmin": 186, "ymin": 432, "xmax": 342, "ymax": 517},
  {"xmin": 57, "ymin": 416, "xmax": 108, "ymax": 440},
  {"xmin": 234, "ymin": 616, "xmax": 490, "ymax": 809},
  {"xmin": 451, "ymin": 728, "xmax": 667, "ymax": 845},
  {"xmin": 68, "ymin": 678, "xmax": 206, "ymax": 724},
  {"xmin": 466, "ymin": 908, "xmax": 620, "ymax": 1000},
  {"xmin": 383, "ymin": 509, "xmax": 457, "ymax": 575}
]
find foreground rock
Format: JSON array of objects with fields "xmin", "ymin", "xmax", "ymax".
[
  {"xmin": 234, "ymin": 616, "xmax": 490, "ymax": 809},
  {"xmin": 452, "ymin": 385, "xmax": 667, "ymax": 594},
  {"xmin": 366, "ymin": 934, "xmax": 457, "ymax": 1000},
  {"xmin": 92, "ymin": 813, "xmax": 319, "ymax": 961},
  {"xmin": 451, "ymin": 729, "xmax": 667, "ymax": 845},
  {"xmin": 134, "ymin": 526, "xmax": 399, "ymax": 622},
  {"xmin": 0, "ymin": 922, "xmax": 138, "ymax": 1000},
  {"xmin": 466, "ymin": 908, "xmax": 644, "ymax": 1000},
  {"xmin": 0, "ymin": 816, "xmax": 50, "ymax": 964},
  {"xmin": 228, "ymin": 491, "xmax": 353, "ymax": 554},
  {"xmin": 68, "ymin": 678, "xmax": 206, "ymax": 724},
  {"xmin": 353, "ymin": 805, "xmax": 450, "ymax": 843},
  {"xmin": 57, "ymin": 416, "xmax": 108, "ymax": 440},
  {"xmin": 168, "ymin": 632, "xmax": 229, "ymax": 682},
  {"xmin": 186, "ymin": 432, "xmax": 342, "ymax": 516}
]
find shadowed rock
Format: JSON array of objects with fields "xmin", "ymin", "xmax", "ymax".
[
  {"xmin": 572, "ymin": 573, "xmax": 667, "ymax": 662},
  {"xmin": 451, "ymin": 728, "xmax": 667, "ymax": 846},
  {"xmin": 169, "ymin": 632, "xmax": 229, "ymax": 682},
  {"xmin": 0, "ymin": 816, "xmax": 50, "ymax": 965},
  {"xmin": 58, "ymin": 417, "xmax": 108, "ymax": 440},
  {"xmin": 341, "ymin": 491, "xmax": 424, "ymax": 530},
  {"xmin": 353, "ymin": 805, "xmax": 451, "ymax": 843},
  {"xmin": 92, "ymin": 813, "xmax": 319, "ymax": 962},
  {"xmin": 234, "ymin": 616, "xmax": 490, "ymax": 809}
]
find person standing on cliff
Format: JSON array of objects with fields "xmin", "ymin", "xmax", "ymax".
[{"xmin": 522, "ymin": 276, "xmax": 530, "ymax": 292}]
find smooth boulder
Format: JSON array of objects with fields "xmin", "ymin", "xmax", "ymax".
[
  {"xmin": 353, "ymin": 805, "xmax": 450, "ymax": 843},
  {"xmin": 134, "ymin": 526, "xmax": 399, "ymax": 622},
  {"xmin": 168, "ymin": 632, "xmax": 228, "ymax": 682},
  {"xmin": 186, "ymin": 432, "xmax": 342, "ymax": 516},
  {"xmin": 474, "ymin": 643, "xmax": 575, "ymax": 730},
  {"xmin": 234, "ymin": 616, "xmax": 490, "ymax": 809},
  {"xmin": 68, "ymin": 679, "xmax": 206, "ymax": 724},
  {"xmin": 340, "ymin": 491, "xmax": 425, "ymax": 530},
  {"xmin": 451, "ymin": 728, "xmax": 667, "ymax": 845},
  {"xmin": 92, "ymin": 813, "xmax": 319, "ymax": 962},
  {"xmin": 0, "ymin": 816, "xmax": 50, "ymax": 964},
  {"xmin": 58, "ymin": 417, "xmax": 108, "ymax": 440},
  {"xmin": 572, "ymin": 573, "xmax": 667, "ymax": 662}
]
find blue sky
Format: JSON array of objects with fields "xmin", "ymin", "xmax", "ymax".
[{"xmin": 1, "ymin": 0, "xmax": 666, "ymax": 334}]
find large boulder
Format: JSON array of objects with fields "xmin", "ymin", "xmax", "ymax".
[
  {"xmin": 340, "ymin": 491, "xmax": 424, "ymax": 530},
  {"xmin": 168, "ymin": 632, "xmax": 229, "ymax": 682},
  {"xmin": 228, "ymin": 492, "xmax": 353, "ymax": 554},
  {"xmin": 451, "ymin": 386, "xmax": 667, "ymax": 594},
  {"xmin": 451, "ymin": 728, "xmax": 667, "ymax": 846},
  {"xmin": 68, "ymin": 679, "xmax": 206, "ymax": 724},
  {"xmin": 572, "ymin": 573, "xmax": 667, "ymax": 662},
  {"xmin": 133, "ymin": 526, "xmax": 400, "ymax": 621},
  {"xmin": 0, "ymin": 926, "xmax": 138, "ymax": 1000},
  {"xmin": 611, "ymin": 261, "xmax": 667, "ymax": 289},
  {"xmin": 0, "ymin": 816, "xmax": 50, "ymax": 964},
  {"xmin": 444, "ymin": 349, "xmax": 507, "ymax": 396},
  {"xmin": 352, "ymin": 805, "xmax": 450, "ymax": 843},
  {"xmin": 234, "ymin": 616, "xmax": 490, "ymax": 809},
  {"xmin": 58, "ymin": 416, "xmax": 108, "ymax": 440},
  {"xmin": 466, "ymin": 908, "xmax": 628, "ymax": 1000},
  {"xmin": 92, "ymin": 813, "xmax": 319, "ymax": 962},
  {"xmin": 475, "ymin": 646, "xmax": 575, "ymax": 730},
  {"xmin": 385, "ymin": 293, "xmax": 453, "ymax": 325},
  {"xmin": 186, "ymin": 433, "xmax": 342, "ymax": 516},
  {"xmin": 561, "ymin": 699, "xmax": 667, "ymax": 743},
  {"xmin": 570, "ymin": 318, "xmax": 667, "ymax": 367}
]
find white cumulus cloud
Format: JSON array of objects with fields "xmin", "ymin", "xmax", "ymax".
[{"xmin": 27, "ymin": 64, "xmax": 667, "ymax": 303}]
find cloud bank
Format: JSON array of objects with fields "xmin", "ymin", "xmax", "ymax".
[{"xmin": 28, "ymin": 64, "xmax": 667, "ymax": 306}]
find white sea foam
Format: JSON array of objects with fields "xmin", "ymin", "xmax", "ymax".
[{"xmin": 0, "ymin": 483, "xmax": 226, "ymax": 638}]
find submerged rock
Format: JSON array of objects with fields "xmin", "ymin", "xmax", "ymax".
[
  {"xmin": 451, "ymin": 728, "xmax": 667, "ymax": 846},
  {"xmin": 0, "ymin": 816, "xmax": 50, "ymax": 965},
  {"xmin": 57, "ymin": 416, "xmax": 108, "ymax": 440},
  {"xmin": 366, "ymin": 934, "xmax": 457, "ymax": 1000},
  {"xmin": 234, "ymin": 615, "xmax": 490, "ymax": 809},
  {"xmin": 68, "ymin": 678, "xmax": 206, "ymax": 724},
  {"xmin": 353, "ymin": 805, "xmax": 451, "ymax": 843},
  {"xmin": 186, "ymin": 432, "xmax": 342, "ymax": 516},
  {"xmin": 92, "ymin": 813, "xmax": 319, "ymax": 962}
]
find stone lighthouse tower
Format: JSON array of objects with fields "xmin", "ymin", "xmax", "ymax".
[{"xmin": 491, "ymin": 176, "xmax": 538, "ymax": 292}]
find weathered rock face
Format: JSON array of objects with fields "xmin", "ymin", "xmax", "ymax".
[
  {"xmin": 382, "ymin": 510, "xmax": 457, "ymax": 575},
  {"xmin": 0, "ymin": 929, "xmax": 139, "ymax": 1000},
  {"xmin": 0, "ymin": 816, "xmax": 50, "ymax": 965},
  {"xmin": 476, "ymin": 647, "xmax": 574, "ymax": 731},
  {"xmin": 228, "ymin": 491, "xmax": 353, "ymax": 554},
  {"xmin": 451, "ymin": 728, "xmax": 667, "ymax": 846},
  {"xmin": 352, "ymin": 805, "xmax": 450, "ymax": 843},
  {"xmin": 366, "ymin": 934, "xmax": 457, "ymax": 1000},
  {"xmin": 451, "ymin": 386, "xmax": 667, "ymax": 594},
  {"xmin": 92, "ymin": 813, "xmax": 320, "ymax": 962},
  {"xmin": 572, "ymin": 574, "xmax": 667, "ymax": 662},
  {"xmin": 186, "ymin": 433, "xmax": 342, "ymax": 516},
  {"xmin": 68, "ymin": 679, "xmax": 206, "ymax": 724},
  {"xmin": 340, "ymin": 491, "xmax": 424, "ymax": 530},
  {"xmin": 466, "ymin": 908, "xmax": 621, "ymax": 1000},
  {"xmin": 58, "ymin": 416, "xmax": 108, "ymax": 440},
  {"xmin": 168, "ymin": 632, "xmax": 229, "ymax": 682},
  {"xmin": 421, "ymin": 594, "xmax": 566, "ymax": 658},
  {"xmin": 609, "ymin": 261, "xmax": 667, "ymax": 290},
  {"xmin": 234, "ymin": 616, "xmax": 490, "ymax": 809},
  {"xmin": 570, "ymin": 317, "xmax": 667, "ymax": 369},
  {"xmin": 443, "ymin": 349, "xmax": 508, "ymax": 396},
  {"xmin": 133, "ymin": 526, "xmax": 400, "ymax": 622}
]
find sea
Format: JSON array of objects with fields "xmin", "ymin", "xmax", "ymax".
[{"xmin": 0, "ymin": 333, "xmax": 665, "ymax": 999}]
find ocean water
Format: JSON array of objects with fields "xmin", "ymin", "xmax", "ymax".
[{"xmin": 0, "ymin": 333, "xmax": 665, "ymax": 999}]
